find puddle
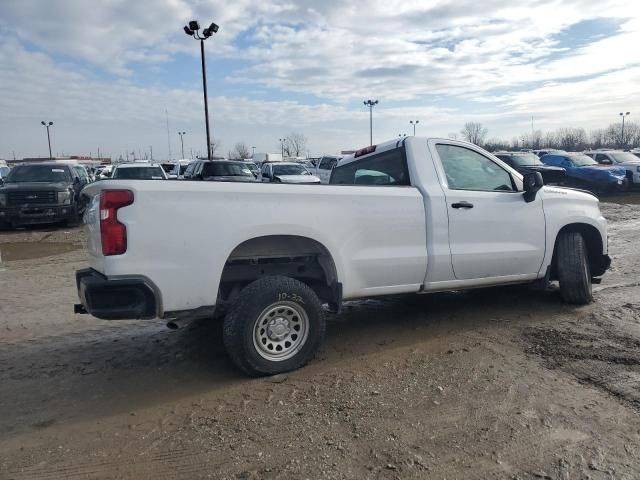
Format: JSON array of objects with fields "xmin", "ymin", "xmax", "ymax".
[{"xmin": 0, "ymin": 242, "xmax": 81, "ymax": 263}]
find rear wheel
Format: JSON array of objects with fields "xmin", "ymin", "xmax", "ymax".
[
  {"xmin": 557, "ymin": 231, "xmax": 592, "ymax": 305},
  {"xmin": 223, "ymin": 276, "xmax": 325, "ymax": 376}
]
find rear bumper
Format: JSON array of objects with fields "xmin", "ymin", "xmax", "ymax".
[
  {"xmin": 0, "ymin": 205, "xmax": 76, "ymax": 225},
  {"xmin": 75, "ymin": 268, "xmax": 159, "ymax": 320}
]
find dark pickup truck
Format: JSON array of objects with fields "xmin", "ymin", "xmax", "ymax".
[{"xmin": 0, "ymin": 163, "xmax": 88, "ymax": 228}]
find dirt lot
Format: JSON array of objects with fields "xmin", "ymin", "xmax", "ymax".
[{"xmin": 1, "ymin": 196, "xmax": 639, "ymax": 480}]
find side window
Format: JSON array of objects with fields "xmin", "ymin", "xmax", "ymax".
[
  {"xmin": 329, "ymin": 159, "xmax": 338, "ymax": 169},
  {"xmin": 319, "ymin": 157, "xmax": 331, "ymax": 169},
  {"xmin": 330, "ymin": 149, "xmax": 410, "ymax": 186},
  {"xmin": 436, "ymin": 144, "xmax": 514, "ymax": 192},
  {"xmin": 495, "ymin": 155, "xmax": 513, "ymax": 167},
  {"xmin": 595, "ymin": 154, "xmax": 608, "ymax": 162}
]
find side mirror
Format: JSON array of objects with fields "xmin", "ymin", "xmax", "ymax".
[{"xmin": 523, "ymin": 171, "xmax": 543, "ymax": 203}]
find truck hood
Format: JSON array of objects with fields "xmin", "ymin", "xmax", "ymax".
[
  {"xmin": 273, "ymin": 175, "xmax": 321, "ymax": 184},
  {"xmin": 541, "ymin": 185, "xmax": 597, "ymax": 201},
  {"xmin": 0, "ymin": 181, "xmax": 71, "ymax": 192}
]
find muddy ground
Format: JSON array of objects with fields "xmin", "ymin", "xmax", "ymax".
[{"xmin": 0, "ymin": 196, "xmax": 639, "ymax": 480}]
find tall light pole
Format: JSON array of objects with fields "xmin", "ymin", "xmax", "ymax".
[
  {"xmin": 184, "ymin": 20, "xmax": 219, "ymax": 160},
  {"xmin": 363, "ymin": 99, "xmax": 378, "ymax": 146},
  {"xmin": 178, "ymin": 131, "xmax": 186, "ymax": 159},
  {"xmin": 41, "ymin": 121, "xmax": 53, "ymax": 160},
  {"xmin": 620, "ymin": 112, "xmax": 631, "ymax": 149},
  {"xmin": 279, "ymin": 138, "xmax": 285, "ymax": 158},
  {"xmin": 252, "ymin": 146, "xmax": 256, "ymax": 158},
  {"xmin": 409, "ymin": 120, "xmax": 419, "ymax": 136}
]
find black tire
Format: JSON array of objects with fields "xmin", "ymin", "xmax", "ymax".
[
  {"xmin": 557, "ymin": 231, "xmax": 592, "ymax": 305},
  {"xmin": 223, "ymin": 276, "xmax": 325, "ymax": 376}
]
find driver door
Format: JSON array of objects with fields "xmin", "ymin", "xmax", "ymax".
[{"xmin": 431, "ymin": 142, "xmax": 546, "ymax": 280}]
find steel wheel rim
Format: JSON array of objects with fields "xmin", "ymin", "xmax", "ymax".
[{"xmin": 253, "ymin": 301, "xmax": 309, "ymax": 362}]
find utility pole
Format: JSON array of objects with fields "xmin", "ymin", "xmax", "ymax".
[
  {"xmin": 620, "ymin": 112, "xmax": 631, "ymax": 149},
  {"xmin": 150, "ymin": 145, "xmax": 153, "ymax": 161},
  {"xmin": 279, "ymin": 138, "xmax": 285, "ymax": 158},
  {"xmin": 252, "ymin": 146, "xmax": 256, "ymax": 158},
  {"xmin": 41, "ymin": 121, "xmax": 54, "ymax": 159},
  {"xmin": 363, "ymin": 100, "xmax": 378, "ymax": 146},
  {"xmin": 165, "ymin": 109, "xmax": 172, "ymax": 160},
  {"xmin": 178, "ymin": 132, "xmax": 186, "ymax": 159},
  {"xmin": 409, "ymin": 120, "xmax": 419, "ymax": 136},
  {"xmin": 184, "ymin": 20, "xmax": 219, "ymax": 160}
]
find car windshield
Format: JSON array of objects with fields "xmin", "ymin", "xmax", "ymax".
[
  {"xmin": 245, "ymin": 163, "xmax": 258, "ymax": 172},
  {"xmin": 6, "ymin": 165, "xmax": 71, "ymax": 183},
  {"xmin": 610, "ymin": 152, "xmax": 640, "ymax": 163},
  {"xmin": 272, "ymin": 164, "xmax": 309, "ymax": 176},
  {"xmin": 508, "ymin": 153, "xmax": 544, "ymax": 167},
  {"xmin": 568, "ymin": 154, "xmax": 597, "ymax": 167},
  {"xmin": 160, "ymin": 163, "xmax": 175, "ymax": 173},
  {"xmin": 202, "ymin": 163, "xmax": 254, "ymax": 177},
  {"xmin": 113, "ymin": 166, "xmax": 165, "ymax": 179}
]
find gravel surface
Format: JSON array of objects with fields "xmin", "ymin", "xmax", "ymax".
[{"xmin": 0, "ymin": 199, "xmax": 639, "ymax": 479}]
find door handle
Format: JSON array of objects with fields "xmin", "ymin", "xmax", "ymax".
[{"xmin": 451, "ymin": 201, "xmax": 474, "ymax": 209}]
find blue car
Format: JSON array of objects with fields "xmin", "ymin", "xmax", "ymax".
[{"xmin": 541, "ymin": 152, "xmax": 628, "ymax": 192}]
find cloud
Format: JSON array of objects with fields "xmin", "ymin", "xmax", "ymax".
[{"xmin": 0, "ymin": 0, "xmax": 638, "ymax": 158}]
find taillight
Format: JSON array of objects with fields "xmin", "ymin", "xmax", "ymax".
[
  {"xmin": 100, "ymin": 190, "xmax": 134, "ymax": 256},
  {"xmin": 354, "ymin": 145, "xmax": 376, "ymax": 158}
]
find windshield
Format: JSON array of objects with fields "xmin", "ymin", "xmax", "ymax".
[
  {"xmin": 6, "ymin": 165, "xmax": 71, "ymax": 183},
  {"xmin": 202, "ymin": 163, "xmax": 253, "ymax": 177},
  {"xmin": 73, "ymin": 166, "xmax": 88, "ymax": 179},
  {"xmin": 173, "ymin": 164, "xmax": 189, "ymax": 175},
  {"xmin": 272, "ymin": 164, "xmax": 309, "ymax": 176},
  {"xmin": 568, "ymin": 154, "xmax": 597, "ymax": 167},
  {"xmin": 112, "ymin": 167, "xmax": 165, "ymax": 180},
  {"xmin": 160, "ymin": 163, "xmax": 175, "ymax": 173},
  {"xmin": 508, "ymin": 153, "xmax": 544, "ymax": 167},
  {"xmin": 610, "ymin": 152, "xmax": 640, "ymax": 163}
]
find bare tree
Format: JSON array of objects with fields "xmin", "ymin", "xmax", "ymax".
[
  {"xmin": 556, "ymin": 127, "xmax": 588, "ymax": 151},
  {"xmin": 282, "ymin": 132, "xmax": 308, "ymax": 158},
  {"xmin": 460, "ymin": 122, "xmax": 488, "ymax": 146},
  {"xmin": 484, "ymin": 138, "xmax": 510, "ymax": 152},
  {"xmin": 234, "ymin": 142, "xmax": 251, "ymax": 159}
]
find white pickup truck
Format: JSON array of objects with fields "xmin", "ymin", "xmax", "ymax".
[{"xmin": 75, "ymin": 137, "xmax": 611, "ymax": 376}]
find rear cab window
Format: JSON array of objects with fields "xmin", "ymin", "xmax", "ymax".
[{"xmin": 329, "ymin": 148, "xmax": 410, "ymax": 186}]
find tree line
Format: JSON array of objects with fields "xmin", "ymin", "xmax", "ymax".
[
  {"xmin": 227, "ymin": 132, "xmax": 309, "ymax": 160},
  {"xmin": 460, "ymin": 121, "xmax": 640, "ymax": 152}
]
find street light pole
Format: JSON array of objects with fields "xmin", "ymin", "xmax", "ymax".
[
  {"xmin": 279, "ymin": 138, "xmax": 285, "ymax": 158},
  {"xmin": 620, "ymin": 112, "xmax": 631, "ymax": 149},
  {"xmin": 363, "ymin": 99, "xmax": 379, "ymax": 146},
  {"xmin": 409, "ymin": 120, "xmax": 419, "ymax": 136},
  {"xmin": 184, "ymin": 20, "xmax": 219, "ymax": 161},
  {"xmin": 178, "ymin": 131, "xmax": 186, "ymax": 159},
  {"xmin": 41, "ymin": 121, "xmax": 53, "ymax": 160},
  {"xmin": 252, "ymin": 146, "xmax": 256, "ymax": 158}
]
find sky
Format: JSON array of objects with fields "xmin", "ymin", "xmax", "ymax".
[{"xmin": 0, "ymin": 0, "xmax": 638, "ymax": 160}]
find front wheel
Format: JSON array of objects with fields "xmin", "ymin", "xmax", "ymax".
[
  {"xmin": 557, "ymin": 231, "xmax": 592, "ymax": 305},
  {"xmin": 223, "ymin": 276, "xmax": 326, "ymax": 376}
]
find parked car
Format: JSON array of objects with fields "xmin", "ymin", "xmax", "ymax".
[
  {"xmin": 584, "ymin": 150, "xmax": 640, "ymax": 186},
  {"xmin": 314, "ymin": 156, "xmax": 341, "ymax": 183},
  {"xmin": 111, "ymin": 163, "xmax": 168, "ymax": 180},
  {"xmin": 244, "ymin": 161, "xmax": 260, "ymax": 178},
  {"xmin": 0, "ymin": 164, "xmax": 10, "ymax": 181},
  {"xmin": 493, "ymin": 151, "xmax": 565, "ymax": 184},
  {"xmin": 533, "ymin": 149, "xmax": 566, "ymax": 158},
  {"xmin": 98, "ymin": 165, "xmax": 114, "ymax": 179},
  {"xmin": 260, "ymin": 162, "xmax": 321, "ymax": 184},
  {"xmin": 0, "ymin": 163, "xmax": 87, "ymax": 228},
  {"xmin": 183, "ymin": 160, "xmax": 258, "ymax": 182},
  {"xmin": 75, "ymin": 136, "xmax": 610, "ymax": 376},
  {"xmin": 541, "ymin": 152, "xmax": 628, "ymax": 192},
  {"xmin": 72, "ymin": 165, "xmax": 92, "ymax": 185},
  {"xmin": 169, "ymin": 159, "xmax": 192, "ymax": 179}
]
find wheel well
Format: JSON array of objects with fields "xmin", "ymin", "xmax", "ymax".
[
  {"xmin": 219, "ymin": 235, "xmax": 340, "ymax": 308},
  {"xmin": 551, "ymin": 223, "xmax": 603, "ymax": 279}
]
